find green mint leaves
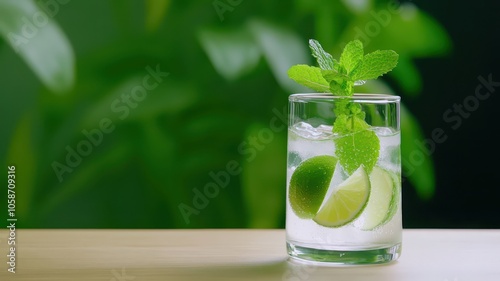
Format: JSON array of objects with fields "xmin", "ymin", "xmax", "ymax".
[
  {"xmin": 288, "ymin": 39, "xmax": 398, "ymax": 96},
  {"xmin": 287, "ymin": 65, "xmax": 330, "ymax": 93},
  {"xmin": 287, "ymin": 39, "xmax": 399, "ymax": 175}
]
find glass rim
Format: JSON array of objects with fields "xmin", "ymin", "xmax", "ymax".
[{"xmin": 289, "ymin": 93, "xmax": 400, "ymax": 103}]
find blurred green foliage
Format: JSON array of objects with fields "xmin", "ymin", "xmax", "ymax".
[{"xmin": 0, "ymin": 0, "xmax": 451, "ymax": 228}]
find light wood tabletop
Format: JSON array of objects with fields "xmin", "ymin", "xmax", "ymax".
[{"xmin": 0, "ymin": 229, "xmax": 499, "ymax": 280}]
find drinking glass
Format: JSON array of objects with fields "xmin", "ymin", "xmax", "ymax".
[{"xmin": 286, "ymin": 93, "xmax": 402, "ymax": 265}]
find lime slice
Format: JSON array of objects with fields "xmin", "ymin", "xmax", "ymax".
[
  {"xmin": 385, "ymin": 170, "xmax": 400, "ymax": 222},
  {"xmin": 313, "ymin": 166, "xmax": 370, "ymax": 227},
  {"xmin": 289, "ymin": 155, "xmax": 338, "ymax": 219},
  {"xmin": 354, "ymin": 166, "xmax": 398, "ymax": 230}
]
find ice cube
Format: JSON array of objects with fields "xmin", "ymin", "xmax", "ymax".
[
  {"xmin": 292, "ymin": 122, "xmax": 334, "ymax": 140},
  {"xmin": 287, "ymin": 151, "xmax": 302, "ymax": 169},
  {"xmin": 372, "ymin": 126, "xmax": 395, "ymax": 136}
]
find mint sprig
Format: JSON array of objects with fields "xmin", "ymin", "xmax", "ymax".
[
  {"xmin": 287, "ymin": 39, "xmax": 398, "ymax": 174},
  {"xmin": 288, "ymin": 39, "xmax": 398, "ymax": 97}
]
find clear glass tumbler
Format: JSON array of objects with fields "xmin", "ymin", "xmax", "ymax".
[{"xmin": 286, "ymin": 93, "xmax": 402, "ymax": 265}]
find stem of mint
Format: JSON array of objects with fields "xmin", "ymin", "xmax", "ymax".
[{"xmin": 287, "ymin": 39, "xmax": 399, "ymax": 175}]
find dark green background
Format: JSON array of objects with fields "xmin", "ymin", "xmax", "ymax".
[{"xmin": 1, "ymin": 0, "xmax": 499, "ymax": 228}]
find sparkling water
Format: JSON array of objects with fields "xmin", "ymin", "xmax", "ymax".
[{"xmin": 286, "ymin": 122, "xmax": 402, "ymax": 251}]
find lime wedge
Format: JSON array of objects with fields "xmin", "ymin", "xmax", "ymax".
[
  {"xmin": 354, "ymin": 166, "xmax": 398, "ymax": 230},
  {"xmin": 313, "ymin": 166, "xmax": 370, "ymax": 227},
  {"xmin": 289, "ymin": 155, "xmax": 337, "ymax": 219}
]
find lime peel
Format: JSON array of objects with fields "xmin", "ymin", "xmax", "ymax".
[{"xmin": 289, "ymin": 155, "xmax": 338, "ymax": 219}]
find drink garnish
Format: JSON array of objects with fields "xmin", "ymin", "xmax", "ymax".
[{"xmin": 288, "ymin": 39, "xmax": 398, "ymax": 174}]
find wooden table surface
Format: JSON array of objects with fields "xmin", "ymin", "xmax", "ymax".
[{"xmin": 1, "ymin": 229, "xmax": 499, "ymax": 280}]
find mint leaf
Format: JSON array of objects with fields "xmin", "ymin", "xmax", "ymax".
[
  {"xmin": 339, "ymin": 40, "xmax": 363, "ymax": 75},
  {"xmin": 333, "ymin": 113, "xmax": 368, "ymax": 134},
  {"xmin": 309, "ymin": 39, "xmax": 337, "ymax": 70},
  {"xmin": 287, "ymin": 65, "xmax": 330, "ymax": 92},
  {"xmin": 321, "ymin": 69, "xmax": 350, "ymax": 82},
  {"xmin": 321, "ymin": 70, "xmax": 352, "ymax": 96},
  {"xmin": 329, "ymin": 80, "xmax": 353, "ymax": 96},
  {"xmin": 335, "ymin": 129, "xmax": 380, "ymax": 174},
  {"xmin": 351, "ymin": 50, "xmax": 399, "ymax": 81},
  {"xmin": 333, "ymin": 116, "xmax": 380, "ymax": 174}
]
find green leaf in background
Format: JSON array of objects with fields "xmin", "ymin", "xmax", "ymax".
[
  {"xmin": 342, "ymin": 2, "xmax": 452, "ymax": 57},
  {"xmin": 121, "ymin": 81, "xmax": 198, "ymax": 120},
  {"xmin": 138, "ymin": 118, "xmax": 183, "ymax": 224},
  {"xmin": 339, "ymin": 2, "xmax": 452, "ymax": 96},
  {"xmin": 110, "ymin": 0, "xmax": 133, "ymax": 34},
  {"xmin": 241, "ymin": 123, "xmax": 286, "ymax": 228},
  {"xmin": 145, "ymin": 0, "xmax": 171, "ymax": 32},
  {"xmin": 341, "ymin": 0, "xmax": 372, "ymax": 14},
  {"xmin": 390, "ymin": 55, "xmax": 423, "ymax": 95},
  {"xmin": 247, "ymin": 18, "xmax": 310, "ymax": 93},
  {"xmin": 183, "ymin": 112, "xmax": 246, "ymax": 141},
  {"xmin": 198, "ymin": 27, "xmax": 261, "ymax": 81},
  {"xmin": 5, "ymin": 112, "xmax": 37, "ymax": 220},
  {"xmin": 39, "ymin": 141, "xmax": 132, "ymax": 219},
  {"xmin": 0, "ymin": 0, "xmax": 75, "ymax": 93},
  {"xmin": 81, "ymin": 78, "xmax": 198, "ymax": 129},
  {"xmin": 295, "ymin": 0, "xmax": 349, "ymax": 50},
  {"xmin": 401, "ymin": 105, "xmax": 435, "ymax": 200}
]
